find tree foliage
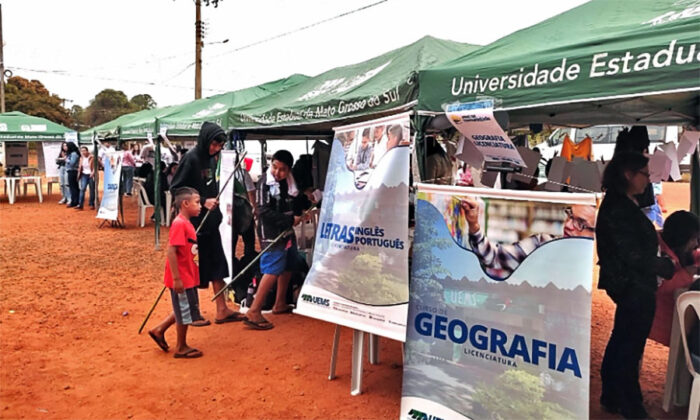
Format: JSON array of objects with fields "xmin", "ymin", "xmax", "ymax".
[
  {"xmin": 130, "ymin": 94, "xmax": 157, "ymax": 111},
  {"xmin": 5, "ymin": 76, "xmax": 73, "ymax": 126},
  {"xmin": 81, "ymin": 89, "xmax": 157, "ymax": 128}
]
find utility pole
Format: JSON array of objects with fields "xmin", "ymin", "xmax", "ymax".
[
  {"xmin": 0, "ymin": 4, "xmax": 5, "ymax": 113},
  {"xmin": 194, "ymin": 0, "xmax": 202, "ymax": 99}
]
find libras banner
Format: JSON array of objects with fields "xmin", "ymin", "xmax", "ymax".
[
  {"xmin": 294, "ymin": 112, "xmax": 411, "ymax": 341},
  {"xmin": 401, "ymin": 184, "xmax": 596, "ymax": 419}
]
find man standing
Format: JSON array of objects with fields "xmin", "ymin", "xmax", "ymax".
[{"xmin": 170, "ymin": 122, "xmax": 245, "ymax": 325}]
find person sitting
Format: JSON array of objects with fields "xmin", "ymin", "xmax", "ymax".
[
  {"xmin": 648, "ymin": 211, "xmax": 700, "ymax": 347},
  {"xmin": 353, "ymin": 128, "xmax": 373, "ymax": 171}
]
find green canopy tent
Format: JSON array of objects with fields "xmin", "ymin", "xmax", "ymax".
[
  {"xmin": 228, "ymin": 36, "xmax": 480, "ymax": 138},
  {"xmin": 417, "ymin": 0, "xmax": 700, "ymax": 215},
  {"xmin": 78, "ymin": 110, "xmax": 150, "ymax": 144},
  {"xmin": 159, "ymin": 74, "xmax": 309, "ymax": 137},
  {"xmin": 0, "ymin": 111, "xmax": 75, "ymax": 142},
  {"xmin": 418, "ymin": 0, "xmax": 699, "ymax": 126}
]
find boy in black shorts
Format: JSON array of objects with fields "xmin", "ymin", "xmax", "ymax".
[{"xmin": 148, "ymin": 187, "xmax": 204, "ymax": 358}]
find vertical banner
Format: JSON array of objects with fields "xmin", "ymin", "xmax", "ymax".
[
  {"xmin": 96, "ymin": 152, "xmax": 122, "ymax": 221},
  {"xmin": 295, "ymin": 112, "xmax": 411, "ymax": 341},
  {"xmin": 446, "ymin": 100, "xmax": 525, "ymax": 167},
  {"xmin": 219, "ymin": 150, "xmax": 236, "ymax": 284},
  {"xmin": 401, "ymin": 184, "xmax": 596, "ymax": 420},
  {"xmin": 41, "ymin": 142, "xmax": 62, "ymax": 178}
]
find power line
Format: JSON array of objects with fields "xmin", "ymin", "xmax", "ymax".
[
  {"xmin": 166, "ymin": 0, "xmax": 389, "ymax": 78},
  {"xmin": 10, "ymin": 66, "xmax": 229, "ymax": 94},
  {"xmin": 211, "ymin": 0, "xmax": 388, "ymax": 59}
]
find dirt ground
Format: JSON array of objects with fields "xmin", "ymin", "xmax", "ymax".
[{"xmin": 0, "ymin": 181, "xmax": 693, "ymax": 419}]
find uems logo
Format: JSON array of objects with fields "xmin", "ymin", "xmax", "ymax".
[
  {"xmin": 301, "ymin": 294, "xmax": 329, "ymax": 307},
  {"xmin": 407, "ymin": 408, "xmax": 443, "ymax": 420}
]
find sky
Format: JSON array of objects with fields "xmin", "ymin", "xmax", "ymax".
[{"xmin": 3, "ymin": 0, "xmax": 589, "ymax": 110}]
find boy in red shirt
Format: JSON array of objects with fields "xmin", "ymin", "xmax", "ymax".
[{"xmin": 148, "ymin": 187, "xmax": 204, "ymax": 359}]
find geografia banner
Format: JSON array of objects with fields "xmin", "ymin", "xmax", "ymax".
[
  {"xmin": 401, "ymin": 184, "xmax": 596, "ymax": 419},
  {"xmin": 294, "ymin": 113, "xmax": 411, "ymax": 341}
]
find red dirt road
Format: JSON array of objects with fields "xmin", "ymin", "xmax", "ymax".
[{"xmin": 0, "ymin": 181, "xmax": 693, "ymax": 419}]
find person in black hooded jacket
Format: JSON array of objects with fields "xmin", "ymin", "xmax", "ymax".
[{"xmin": 169, "ymin": 121, "xmax": 245, "ymax": 325}]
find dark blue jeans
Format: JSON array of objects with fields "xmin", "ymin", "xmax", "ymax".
[{"xmin": 78, "ymin": 174, "xmax": 95, "ymax": 208}]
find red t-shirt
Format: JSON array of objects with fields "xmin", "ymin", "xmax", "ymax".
[{"xmin": 163, "ymin": 215, "xmax": 200, "ymax": 289}]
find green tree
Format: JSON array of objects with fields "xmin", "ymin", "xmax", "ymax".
[
  {"xmin": 473, "ymin": 370, "xmax": 574, "ymax": 420},
  {"xmin": 83, "ymin": 89, "xmax": 134, "ymax": 127},
  {"xmin": 4, "ymin": 76, "xmax": 73, "ymax": 126},
  {"xmin": 69, "ymin": 105, "xmax": 85, "ymax": 130},
  {"xmin": 130, "ymin": 94, "xmax": 156, "ymax": 111}
]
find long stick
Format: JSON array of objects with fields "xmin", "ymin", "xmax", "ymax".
[
  {"xmin": 137, "ymin": 286, "xmax": 166, "ymax": 334},
  {"xmin": 211, "ymin": 204, "xmax": 318, "ymax": 302},
  {"xmin": 137, "ymin": 150, "xmax": 247, "ymax": 333}
]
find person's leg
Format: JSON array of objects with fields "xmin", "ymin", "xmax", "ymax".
[
  {"xmin": 77, "ymin": 174, "xmax": 87, "ymax": 208},
  {"xmin": 246, "ymin": 273, "xmax": 279, "ymax": 323},
  {"xmin": 618, "ymin": 293, "xmax": 655, "ymax": 417},
  {"xmin": 271, "ymin": 271, "xmax": 292, "ymax": 313},
  {"xmin": 123, "ymin": 166, "xmax": 134, "ymax": 195},
  {"xmin": 211, "ymin": 278, "xmax": 241, "ymax": 320},
  {"xmin": 242, "ymin": 223, "xmax": 257, "ymax": 261},
  {"xmin": 58, "ymin": 166, "xmax": 67, "ymax": 203},
  {"xmin": 68, "ymin": 171, "xmax": 79, "ymax": 207},
  {"xmin": 150, "ymin": 312, "xmax": 176, "ymax": 338},
  {"xmin": 88, "ymin": 177, "xmax": 96, "ymax": 208}
]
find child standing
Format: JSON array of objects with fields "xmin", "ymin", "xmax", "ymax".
[{"xmin": 148, "ymin": 187, "xmax": 204, "ymax": 359}]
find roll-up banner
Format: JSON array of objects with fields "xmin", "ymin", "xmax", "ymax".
[
  {"xmin": 96, "ymin": 152, "xmax": 122, "ymax": 221},
  {"xmin": 294, "ymin": 112, "xmax": 411, "ymax": 341},
  {"xmin": 401, "ymin": 184, "xmax": 596, "ymax": 419},
  {"xmin": 219, "ymin": 150, "xmax": 236, "ymax": 285}
]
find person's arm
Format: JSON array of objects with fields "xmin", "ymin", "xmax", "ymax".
[
  {"xmin": 167, "ymin": 244, "xmax": 184, "ymax": 293},
  {"xmin": 89, "ymin": 156, "xmax": 95, "ymax": 178}
]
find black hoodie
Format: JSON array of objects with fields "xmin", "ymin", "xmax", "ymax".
[{"xmin": 170, "ymin": 121, "xmax": 226, "ymax": 233}]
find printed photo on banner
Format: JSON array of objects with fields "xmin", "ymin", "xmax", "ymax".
[
  {"xmin": 338, "ymin": 121, "xmax": 410, "ymax": 189},
  {"xmin": 401, "ymin": 186, "xmax": 596, "ymax": 420},
  {"xmin": 294, "ymin": 113, "xmax": 411, "ymax": 341}
]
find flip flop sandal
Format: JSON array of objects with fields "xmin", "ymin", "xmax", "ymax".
[
  {"xmin": 174, "ymin": 348, "xmax": 203, "ymax": 359},
  {"xmin": 148, "ymin": 331, "xmax": 169, "ymax": 352},
  {"xmin": 243, "ymin": 319, "xmax": 274, "ymax": 330},
  {"xmin": 191, "ymin": 319, "xmax": 211, "ymax": 327},
  {"xmin": 272, "ymin": 304, "xmax": 295, "ymax": 315},
  {"xmin": 214, "ymin": 312, "xmax": 247, "ymax": 324}
]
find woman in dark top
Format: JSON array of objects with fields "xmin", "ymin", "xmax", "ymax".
[
  {"xmin": 169, "ymin": 122, "xmax": 245, "ymax": 325},
  {"xmin": 65, "ymin": 142, "xmax": 81, "ymax": 208},
  {"xmin": 597, "ymin": 151, "xmax": 674, "ymax": 419}
]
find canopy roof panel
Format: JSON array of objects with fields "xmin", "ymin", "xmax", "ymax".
[
  {"xmin": 0, "ymin": 111, "xmax": 75, "ymax": 142},
  {"xmin": 418, "ymin": 0, "xmax": 700, "ymax": 125},
  {"xmin": 229, "ymin": 36, "xmax": 480, "ymax": 130}
]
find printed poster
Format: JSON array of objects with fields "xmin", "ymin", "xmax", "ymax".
[
  {"xmin": 446, "ymin": 100, "xmax": 525, "ymax": 167},
  {"xmin": 41, "ymin": 142, "xmax": 62, "ymax": 178},
  {"xmin": 295, "ymin": 113, "xmax": 411, "ymax": 341},
  {"xmin": 401, "ymin": 184, "xmax": 596, "ymax": 419},
  {"xmin": 96, "ymin": 152, "xmax": 122, "ymax": 221}
]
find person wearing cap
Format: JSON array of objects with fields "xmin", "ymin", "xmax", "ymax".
[
  {"xmin": 244, "ymin": 150, "xmax": 311, "ymax": 330},
  {"xmin": 169, "ymin": 121, "xmax": 246, "ymax": 326}
]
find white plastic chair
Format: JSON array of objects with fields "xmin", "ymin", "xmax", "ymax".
[
  {"xmin": 677, "ymin": 291, "xmax": 700, "ymax": 420},
  {"xmin": 135, "ymin": 183, "xmax": 154, "ymax": 228}
]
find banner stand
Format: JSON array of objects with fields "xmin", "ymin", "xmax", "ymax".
[
  {"xmin": 328, "ymin": 327, "xmax": 380, "ymax": 395},
  {"xmin": 98, "ymin": 194, "xmax": 125, "ymax": 229}
]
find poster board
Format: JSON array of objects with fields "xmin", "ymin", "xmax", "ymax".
[
  {"xmin": 401, "ymin": 184, "xmax": 596, "ymax": 419},
  {"xmin": 96, "ymin": 152, "xmax": 122, "ymax": 221},
  {"xmin": 41, "ymin": 142, "xmax": 62, "ymax": 178},
  {"xmin": 295, "ymin": 112, "xmax": 411, "ymax": 341}
]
